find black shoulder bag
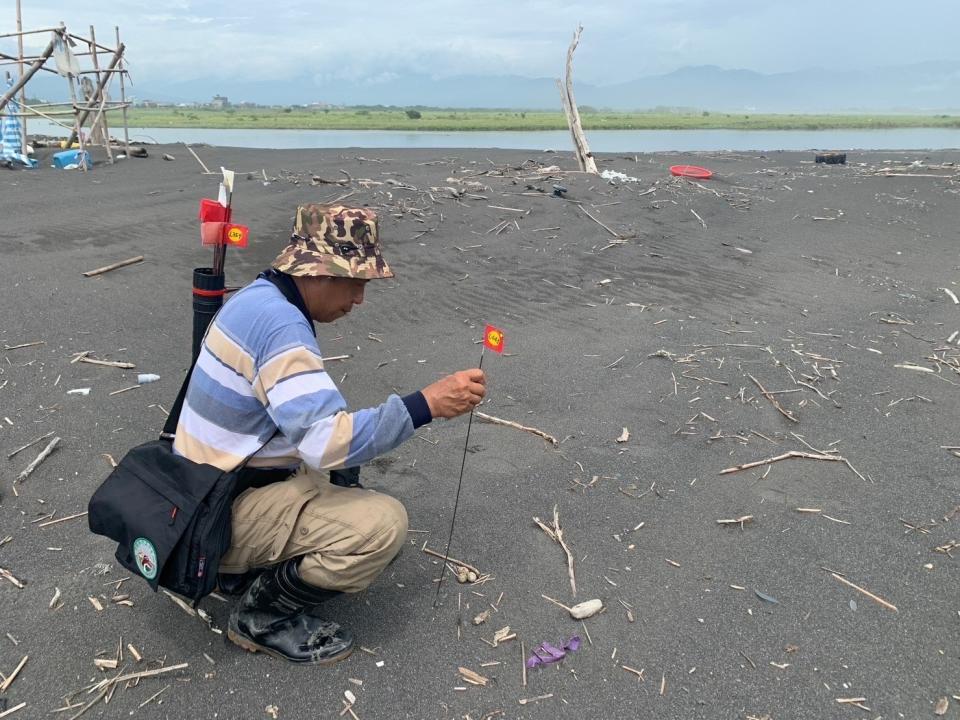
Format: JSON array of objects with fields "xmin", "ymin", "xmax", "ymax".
[{"xmin": 88, "ymin": 331, "xmax": 275, "ymax": 603}]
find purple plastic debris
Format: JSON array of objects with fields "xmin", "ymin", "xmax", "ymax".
[{"xmin": 525, "ymin": 635, "xmax": 582, "ymax": 669}]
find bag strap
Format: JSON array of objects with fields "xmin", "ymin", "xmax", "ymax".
[
  {"xmin": 161, "ymin": 348, "xmax": 201, "ymax": 438},
  {"xmin": 160, "ymin": 271, "xmax": 290, "ymax": 468}
]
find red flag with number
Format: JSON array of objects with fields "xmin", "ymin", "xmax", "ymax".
[{"xmin": 483, "ymin": 324, "xmax": 505, "ymax": 354}]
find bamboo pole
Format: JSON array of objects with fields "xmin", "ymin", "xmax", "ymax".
[
  {"xmin": 15, "ymin": 0, "xmax": 26, "ymax": 153},
  {"xmin": 115, "ymin": 26, "xmax": 130, "ymax": 155},
  {"xmin": 66, "ymin": 74, "xmax": 87, "ymax": 170},
  {"xmin": 0, "ymin": 53, "xmax": 58, "ymax": 73},
  {"xmin": 0, "ymin": 27, "xmax": 60, "ymax": 39},
  {"xmin": 3, "ymin": 104, "xmax": 130, "ymax": 117},
  {"xmin": 0, "ymin": 35, "xmax": 55, "ymax": 113},
  {"xmin": 88, "ymin": 25, "xmax": 112, "ymax": 162},
  {"xmin": 66, "ymin": 32, "xmax": 115, "ymax": 54}
]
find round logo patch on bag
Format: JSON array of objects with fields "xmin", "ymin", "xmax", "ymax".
[{"xmin": 132, "ymin": 537, "xmax": 158, "ymax": 580}]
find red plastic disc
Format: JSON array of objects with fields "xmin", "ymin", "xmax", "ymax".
[{"xmin": 670, "ymin": 165, "xmax": 713, "ymax": 179}]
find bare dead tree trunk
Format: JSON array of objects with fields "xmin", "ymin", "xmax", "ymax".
[{"xmin": 557, "ymin": 25, "xmax": 598, "ymax": 174}]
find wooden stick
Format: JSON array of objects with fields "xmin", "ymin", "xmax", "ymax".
[
  {"xmin": 38, "ymin": 511, "xmax": 88, "ymax": 528},
  {"xmin": 0, "ymin": 655, "xmax": 27, "ymax": 692},
  {"xmin": 578, "ymin": 205, "xmax": 623, "ymax": 239},
  {"xmin": 421, "ymin": 546, "xmax": 481, "ymax": 576},
  {"xmin": 82, "ymin": 255, "xmax": 144, "ymax": 277},
  {"xmin": 720, "ymin": 450, "xmax": 843, "ymax": 475},
  {"xmin": 831, "ymin": 573, "xmax": 897, "ymax": 612},
  {"xmin": 3, "ymin": 341, "xmax": 44, "ymax": 350},
  {"xmin": 0, "ymin": 702, "xmax": 26, "ymax": 718},
  {"xmin": 6, "ymin": 431, "xmax": 54, "ymax": 459},
  {"xmin": 0, "ymin": 567, "xmax": 24, "ymax": 588},
  {"xmin": 183, "ymin": 143, "xmax": 211, "ymax": 173},
  {"xmin": 17, "ymin": 437, "xmax": 60, "ymax": 483},
  {"xmin": 540, "ymin": 594, "xmax": 573, "ymax": 612},
  {"xmin": 78, "ymin": 356, "xmax": 135, "ymax": 369},
  {"xmin": 474, "ymin": 411, "xmax": 558, "ymax": 445},
  {"xmin": 521, "ymin": 640, "xmax": 527, "ymax": 687},
  {"xmin": 748, "ymin": 373, "xmax": 798, "ymax": 423},
  {"xmin": 533, "ymin": 505, "xmax": 577, "ymax": 597}
]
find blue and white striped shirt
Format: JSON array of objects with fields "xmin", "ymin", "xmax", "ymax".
[{"xmin": 173, "ymin": 277, "xmax": 428, "ymax": 471}]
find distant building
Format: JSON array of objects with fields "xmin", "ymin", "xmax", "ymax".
[{"xmin": 210, "ymin": 95, "xmax": 230, "ymax": 109}]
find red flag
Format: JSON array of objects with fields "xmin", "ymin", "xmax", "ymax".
[
  {"xmin": 224, "ymin": 224, "xmax": 249, "ymax": 247},
  {"xmin": 483, "ymin": 324, "xmax": 505, "ymax": 354}
]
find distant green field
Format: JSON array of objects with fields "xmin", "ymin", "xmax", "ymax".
[{"xmin": 123, "ymin": 107, "xmax": 960, "ymax": 131}]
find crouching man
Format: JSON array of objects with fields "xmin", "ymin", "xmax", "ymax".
[{"xmin": 173, "ymin": 204, "xmax": 485, "ymax": 664}]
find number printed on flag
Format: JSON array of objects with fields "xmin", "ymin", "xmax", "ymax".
[{"xmin": 483, "ymin": 324, "xmax": 505, "ymax": 354}]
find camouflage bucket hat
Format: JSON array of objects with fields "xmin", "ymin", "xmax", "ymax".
[{"xmin": 272, "ymin": 204, "xmax": 394, "ymax": 279}]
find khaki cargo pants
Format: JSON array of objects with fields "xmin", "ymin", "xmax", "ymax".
[{"xmin": 219, "ymin": 466, "xmax": 408, "ymax": 593}]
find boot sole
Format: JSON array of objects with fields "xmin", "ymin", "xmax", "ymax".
[{"xmin": 227, "ymin": 628, "xmax": 354, "ymax": 665}]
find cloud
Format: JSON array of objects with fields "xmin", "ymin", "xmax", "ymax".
[{"xmin": 3, "ymin": 0, "xmax": 960, "ymax": 91}]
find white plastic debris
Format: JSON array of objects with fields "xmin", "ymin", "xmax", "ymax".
[
  {"xmin": 569, "ymin": 598, "xmax": 604, "ymax": 619},
  {"xmin": 137, "ymin": 373, "xmax": 161, "ymax": 384},
  {"xmin": 601, "ymin": 169, "xmax": 641, "ymax": 183},
  {"xmin": 344, "ymin": 690, "xmax": 357, "ymax": 704},
  {"xmin": 67, "ymin": 388, "xmax": 91, "ymax": 395}
]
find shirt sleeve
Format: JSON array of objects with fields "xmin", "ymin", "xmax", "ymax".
[{"xmin": 252, "ymin": 322, "xmax": 419, "ymax": 470}]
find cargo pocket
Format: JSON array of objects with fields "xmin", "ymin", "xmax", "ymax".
[{"xmin": 220, "ymin": 473, "xmax": 319, "ymax": 572}]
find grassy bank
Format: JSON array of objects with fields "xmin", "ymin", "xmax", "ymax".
[{"xmin": 123, "ymin": 107, "xmax": 960, "ymax": 132}]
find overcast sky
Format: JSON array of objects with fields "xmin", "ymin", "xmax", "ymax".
[{"xmin": 5, "ymin": 0, "xmax": 960, "ymax": 86}]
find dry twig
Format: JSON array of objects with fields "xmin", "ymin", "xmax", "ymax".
[
  {"xmin": 533, "ymin": 505, "xmax": 577, "ymax": 597},
  {"xmin": 475, "ymin": 411, "xmax": 558, "ymax": 445},
  {"xmin": 16, "ymin": 436, "xmax": 59, "ymax": 483},
  {"xmin": 831, "ymin": 573, "xmax": 897, "ymax": 612},
  {"xmin": 748, "ymin": 373, "xmax": 798, "ymax": 423}
]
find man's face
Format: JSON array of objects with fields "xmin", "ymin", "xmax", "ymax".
[{"xmin": 300, "ymin": 276, "xmax": 368, "ymax": 323}]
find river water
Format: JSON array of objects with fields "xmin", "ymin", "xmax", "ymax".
[{"xmin": 27, "ymin": 121, "xmax": 960, "ymax": 152}]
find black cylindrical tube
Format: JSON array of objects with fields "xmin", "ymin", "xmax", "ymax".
[{"xmin": 192, "ymin": 267, "xmax": 225, "ymax": 361}]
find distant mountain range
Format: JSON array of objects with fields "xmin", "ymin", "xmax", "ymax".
[{"xmin": 22, "ymin": 61, "xmax": 960, "ymax": 112}]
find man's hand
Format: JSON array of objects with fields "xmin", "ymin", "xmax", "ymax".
[{"xmin": 422, "ymin": 369, "xmax": 486, "ymax": 419}]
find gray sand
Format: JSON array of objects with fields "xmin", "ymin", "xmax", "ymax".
[{"xmin": 1, "ymin": 145, "xmax": 959, "ymax": 719}]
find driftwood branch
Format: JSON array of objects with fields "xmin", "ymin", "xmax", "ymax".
[
  {"xmin": 557, "ymin": 25, "xmax": 597, "ymax": 174},
  {"xmin": 82, "ymin": 255, "xmax": 144, "ymax": 277},
  {"xmin": 474, "ymin": 411, "xmax": 558, "ymax": 445},
  {"xmin": 533, "ymin": 505, "xmax": 577, "ymax": 597},
  {"xmin": 719, "ymin": 449, "xmax": 866, "ymax": 483},
  {"xmin": 17, "ymin": 437, "xmax": 60, "ymax": 483}
]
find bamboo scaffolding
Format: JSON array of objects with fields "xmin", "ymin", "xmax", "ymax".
[{"xmin": 0, "ymin": 22, "xmax": 133, "ymax": 164}]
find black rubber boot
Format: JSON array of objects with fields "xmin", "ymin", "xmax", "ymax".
[
  {"xmin": 217, "ymin": 568, "xmax": 264, "ymax": 596},
  {"xmin": 227, "ymin": 559, "xmax": 354, "ymax": 664}
]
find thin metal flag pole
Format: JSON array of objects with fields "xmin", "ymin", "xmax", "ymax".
[{"xmin": 432, "ymin": 348, "xmax": 485, "ymax": 608}]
